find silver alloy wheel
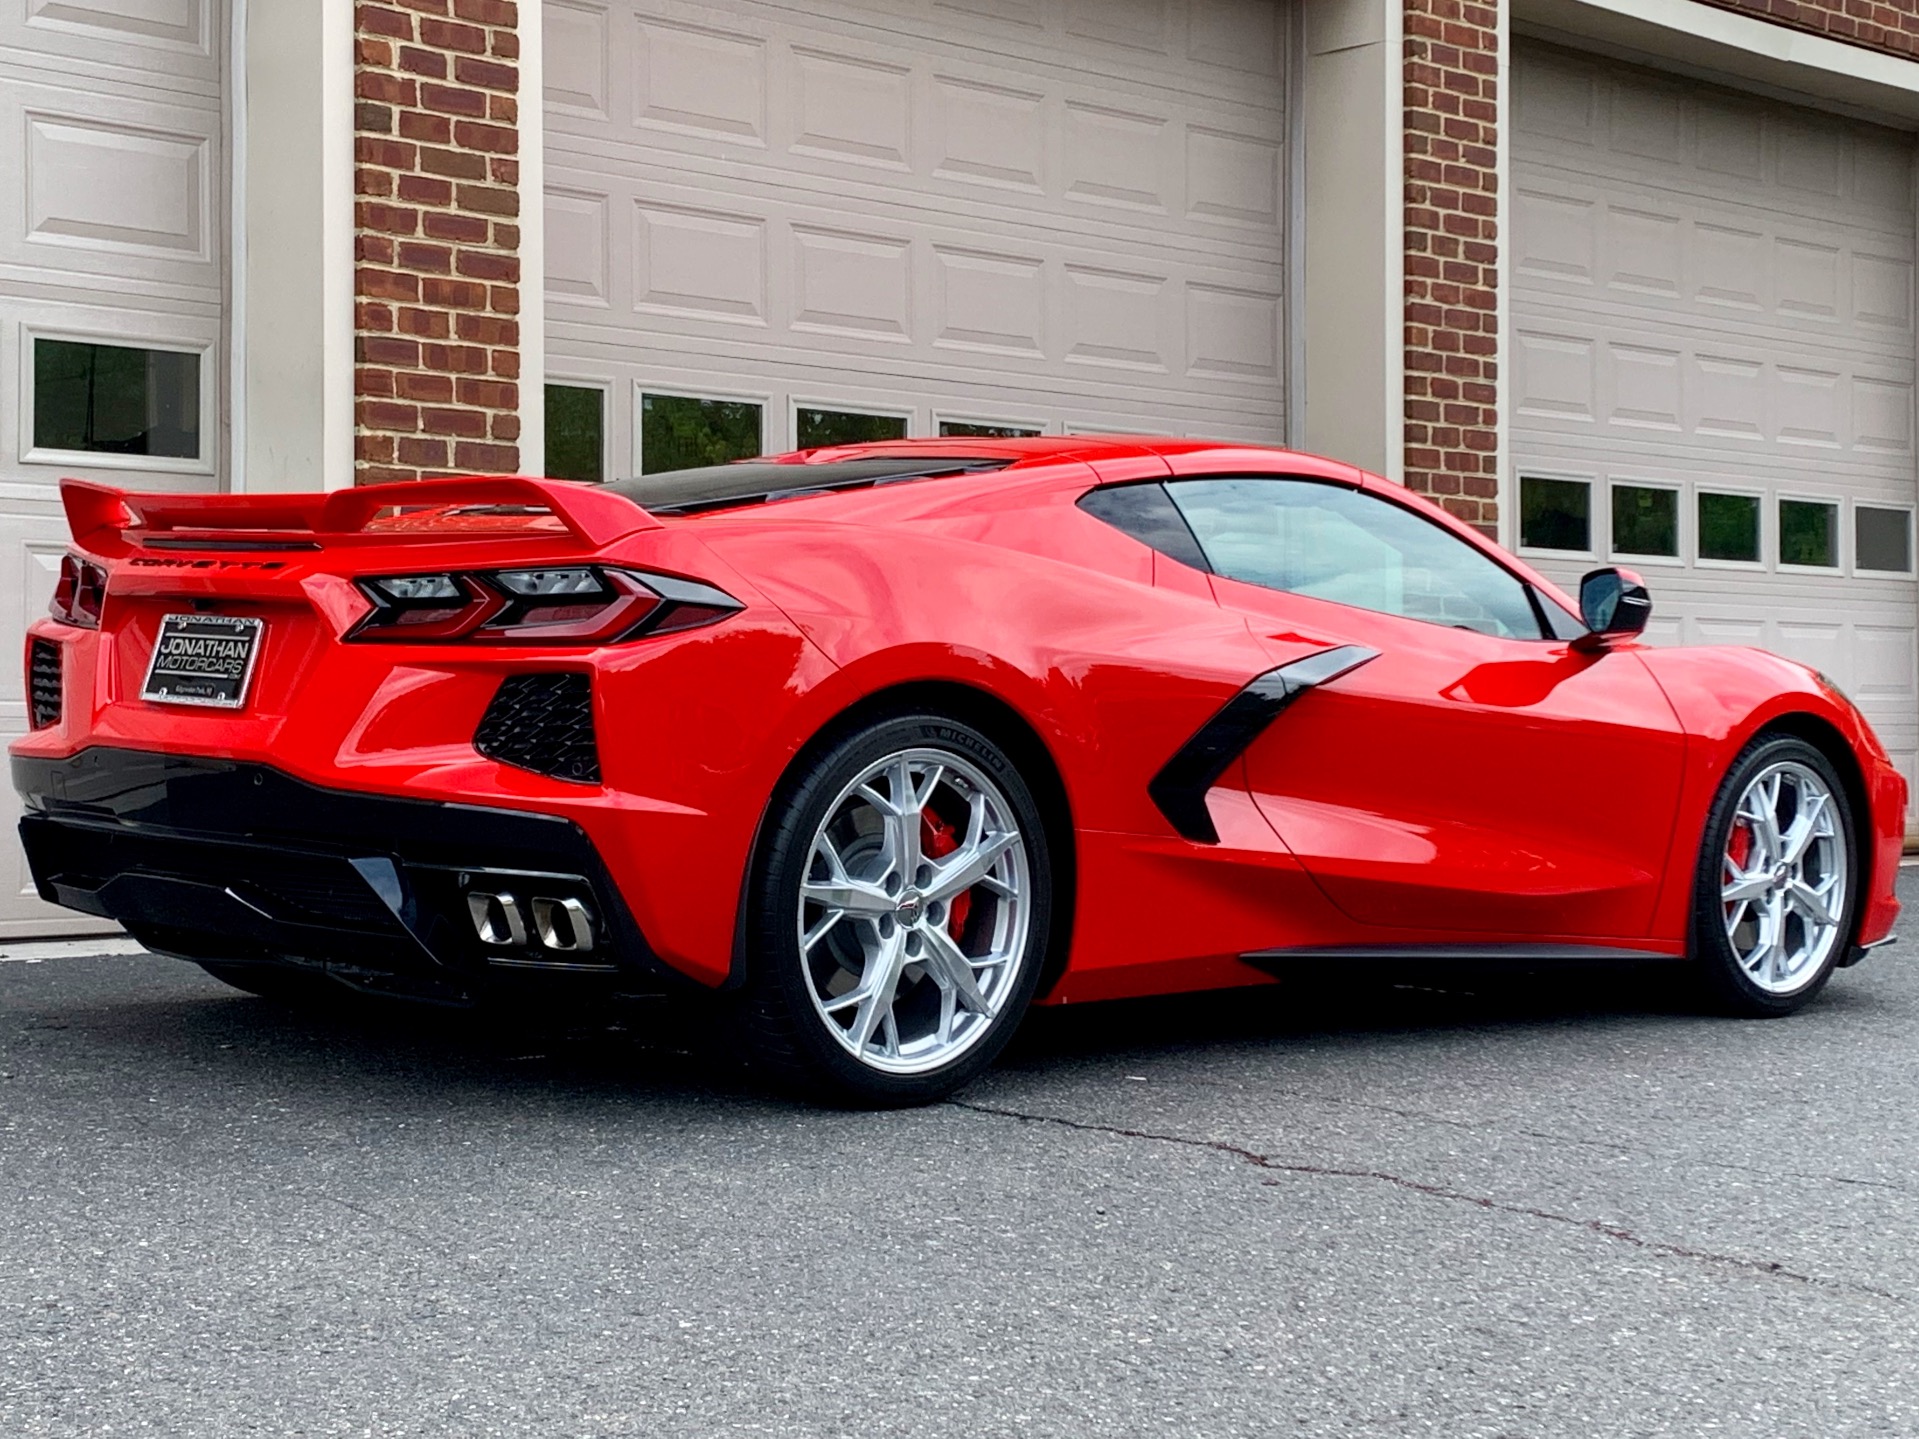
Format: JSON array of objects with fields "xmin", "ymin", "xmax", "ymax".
[
  {"xmin": 1720, "ymin": 759, "xmax": 1849, "ymax": 995},
  {"xmin": 797, "ymin": 747, "xmax": 1031, "ymax": 1075}
]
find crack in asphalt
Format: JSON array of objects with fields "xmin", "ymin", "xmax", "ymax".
[
  {"xmin": 1177, "ymin": 1080, "xmax": 1914, "ymax": 1196},
  {"xmin": 949, "ymin": 1099, "xmax": 1905, "ymax": 1304}
]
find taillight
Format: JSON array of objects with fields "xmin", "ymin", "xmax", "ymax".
[
  {"xmin": 349, "ymin": 566, "xmax": 741, "ymax": 643},
  {"xmin": 50, "ymin": 554, "xmax": 107, "ymax": 628}
]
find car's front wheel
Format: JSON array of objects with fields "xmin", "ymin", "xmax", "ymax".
[
  {"xmin": 1692, "ymin": 734, "xmax": 1858, "ymax": 1016},
  {"xmin": 740, "ymin": 713, "xmax": 1054, "ymax": 1105}
]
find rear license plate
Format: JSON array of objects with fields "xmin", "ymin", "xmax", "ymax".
[{"xmin": 141, "ymin": 614, "xmax": 264, "ymax": 709}]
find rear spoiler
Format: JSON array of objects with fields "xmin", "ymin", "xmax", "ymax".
[{"xmin": 60, "ymin": 475, "xmax": 661, "ymax": 555}]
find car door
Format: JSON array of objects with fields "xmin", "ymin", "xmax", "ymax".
[{"xmin": 1161, "ymin": 469, "xmax": 1688, "ymax": 941}]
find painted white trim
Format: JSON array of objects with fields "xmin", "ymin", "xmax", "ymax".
[
  {"xmin": 1517, "ymin": 0, "xmax": 1919, "ymax": 125},
  {"xmin": 228, "ymin": 0, "xmax": 247, "ymax": 493},
  {"xmin": 1284, "ymin": 0, "xmax": 1307, "ymax": 450},
  {"xmin": 519, "ymin": 0, "xmax": 546, "ymax": 476},
  {"xmin": 321, "ymin": 0, "xmax": 353, "ymax": 490},
  {"xmin": 1382, "ymin": 0, "xmax": 1404, "ymax": 484},
  {"xmin": 1494, "ymin": 9, "xmax": 1512, "ymax": 545}
]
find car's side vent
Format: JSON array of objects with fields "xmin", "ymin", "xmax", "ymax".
[
  {"xmin": 28, "ymin": 639, "xmax": 61, "ymax": 730},
  {"xmin": 474, "ymin": 672, "xmax": 601, "ymax": 784}
]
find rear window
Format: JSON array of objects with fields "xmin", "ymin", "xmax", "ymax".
[{"xmin": 605, "ymin": 456, "xmax": 1010, "ymax": 517}]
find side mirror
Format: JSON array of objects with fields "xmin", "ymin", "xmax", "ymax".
[{"xmin": 1575, "ymin": 567, "xmax": 1652, "ymax": 649}]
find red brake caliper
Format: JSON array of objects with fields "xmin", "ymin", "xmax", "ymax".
[
  {"xmin": 1728, "ymin": 822, "xmax": 1753, "ymax": 870},
  {"xmin": 919, "ymin": 810, "xmax": 972, "ymax": 941}
]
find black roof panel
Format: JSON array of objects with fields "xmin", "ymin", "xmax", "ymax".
[{"xmin": 605, "ymin": 456, "xmax": 1012, "ymax": 516}]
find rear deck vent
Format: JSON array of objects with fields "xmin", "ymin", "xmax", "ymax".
[
  {"xmin": 28, "ymin": 639, "xmax": 61, "ymax": 729},
  {"xmin": 474, "ymin": 673, "xmax": 600, "ymax": 784}
]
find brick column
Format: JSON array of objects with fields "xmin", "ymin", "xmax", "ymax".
[
  {"xmin": 1403, "ymin": 0, "xmax": 1500, "ymax": 537},
  {"xmin": 353, "ymin": 0, "xmax": 522, "ymax": 484}
]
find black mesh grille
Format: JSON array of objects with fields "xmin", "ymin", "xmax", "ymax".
[
  {"xmin": 29, "ymin": 639, "xmax": 61, "ymax": 729},
  {"xmin": 474, "ymin": 673, "xmax": 600, "ymax": 784}
]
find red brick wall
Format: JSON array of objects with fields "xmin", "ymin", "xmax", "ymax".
[
  {"xmin": 1403, "ymin": 0, "xmax": 1500, "ymax": 537},
  {"xmin": 1697, "ymin": 0, "xmax": 1919, "ymax": 55},
  {"xmin": 353, "ymin": 0, "xmax": 522, "ymax": 485}
]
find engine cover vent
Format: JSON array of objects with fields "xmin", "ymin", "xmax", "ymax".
[
  {"xmin": 29, "ymin": 639, "xmax": 61, "ymax": 729},
  {"xmin": 474, "ymin": 672, "xmax": 600, "ymax": 784}
]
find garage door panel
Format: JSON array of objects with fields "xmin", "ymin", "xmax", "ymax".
[
  {"xmin": 545, "ymin": 24, "xmax": 1284, "ymax": 254},
  {"xmin": 1515, "ymin": 317, "xmax": 1914, "ymax": 472},
  {"xmin": 0, "ymin": 2, "xmax": 225, "ymax": 932},
  {"xmin": 1516, "ymin": 42, "xmax": 1916, "ymax": 824},
  {"xmin": 11, "ymin": 0, "xmax": 219, "ymax": 92},
  {"xmin": 1515, "ymin": 176, "xmax": 1913, "ymax": 350},
  {"xmin": 0, "ymin": 71, "xmax": 222, "ymax": 297},
  {"xmin": 549, "ymin": 0, "xmax": 1288, "ymax": 449}
]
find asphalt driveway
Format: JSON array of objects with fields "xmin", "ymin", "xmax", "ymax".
[{"xmin": 3, "ymin": 875, "xmax": 1917, "ymax": 1437}]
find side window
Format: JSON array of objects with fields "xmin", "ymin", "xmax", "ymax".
[
  {"xmin": 1076, "ymin": 482, "xmax": 1211, "ymax": 572},
  {"xmin": 1165, "ymin": 477, "xmax": 1546, "ymax": 640}
]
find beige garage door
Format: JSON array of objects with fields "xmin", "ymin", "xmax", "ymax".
[
  {"xmin": 542, "ymin": 0, "xmax": 1291, "ymax": 475},
  {"xmin": 1512, "ymin": 43, "xmax": 1919, "ymax": 816},
  {"xmin": 0, "ymin": 0, "xmax": 228, "ymax": 934}
]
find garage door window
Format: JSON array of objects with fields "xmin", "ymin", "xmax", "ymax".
[
  {"xmin": 797, "ymin": 408, "xmax": 908, "ymax": 449},
  {"xmin": 1780, "ymin": 499, "xmax": 1840, "ymax": 570},
  {"xmin": 545, "ymin": 384, "xmax": 605, "ymax": 483},
  {"xmin": 1697, "ymin": 492, "xmax": 1761, "ymax": 564},
  {"xmin": 33, "ymin": 338, "xmax": 200, "ymax": 460},
  {"xmin": 1856, "ymin": 506, "xmax": 1913, "ymax": 574},
  {"xmin": 1611, "ymin": 484, "xmax": 1677, "ymax": 559},
  {"xmin": 1519, "ymin": 476, "xmax": 1591, "ymax": 553},
  {"xmin": 940, "ymin": 420, "xmax": 1041, "ymax": 439},
  {"xmin": 642, "ymin": 393, "xmax": 763, "ymax": 476}
]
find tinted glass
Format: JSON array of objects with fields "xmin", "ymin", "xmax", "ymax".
[
  {"xmin": 1078, "ymin": 483, "xmax": 1210, "ymax": 571},
  {"xmin": 797, "ymin": 408, "xmax": 908, "ymax": 448},
  {"xmin": 1857, "ymin": 506, "xmax": 1912, "ymax": 573},
  {"xmin": 1698, "ymin": 491, "xmax": 1760, "ymax": 562},
  {"xmin": 642, "ymin": 393, "xmax": 762, "ymax": 475},
  {"xmin": 34, "ymin": 338, "xmax": 200, "ymax": 459},
  {"xmin": 545, "ymin": 384, "xmax": 604, "ymax": 483},
  {"xmin": 1168, "ymin": 478, "xmax": 1544, "ymax": 639},
  {"xmin": 1519, "ymin": 476, "xmax": 1590, "ymax": 551},
  {"xmin": 940, "ymin": 420, "xmax": 1041, "ymax": 438},
  {"xmin": 1612, "ymin": 484, "xmax": 1677, "ymax": 556},
  {"xmin": 1780, "ymin": 499, "xmax": 1838, "ymax": 567}
]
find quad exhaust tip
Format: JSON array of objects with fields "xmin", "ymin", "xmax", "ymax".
[{"xmin": 466, "ymin": 891, "xmax": 597, "ymax": 955}]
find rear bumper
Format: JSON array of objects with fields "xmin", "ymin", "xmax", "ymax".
[{"xmin": 13, "ymin": 747, "xmax": 680, "ymax": 998}]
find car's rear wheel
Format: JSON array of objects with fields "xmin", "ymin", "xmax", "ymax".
[
  {"xmin": 1691, "ymin": 734, "xmax": 1858, "ymax": 1016},
  {"xmin": 741, "ymin": 713, "xmax": 1053, "ymax": 1105}
]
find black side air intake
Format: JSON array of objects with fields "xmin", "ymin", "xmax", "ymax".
[
  {"xmin": 28, "ymin": 639, "xmax": 61, "ymax": 730},
  {"xmin": 1149, "ymin": 645, "xmax": 1379, "ymax": 844},
  {"xmin": 474, "ymin": 672, "xmax": 600, "ymax": 784}
]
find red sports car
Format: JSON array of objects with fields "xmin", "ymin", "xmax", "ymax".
[{"xmin": 13, "ymin": 438, "xmax": 1904, "ymax": 1103}]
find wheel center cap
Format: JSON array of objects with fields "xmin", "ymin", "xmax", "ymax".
[{"xmin": 896, "ymin": 890, "xmax": 925, "ymax": 924}]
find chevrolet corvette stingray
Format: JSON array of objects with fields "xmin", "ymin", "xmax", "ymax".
[{"xmin": 13, "ymin": 438, "xmax": 1904, "ymax": 1103}]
